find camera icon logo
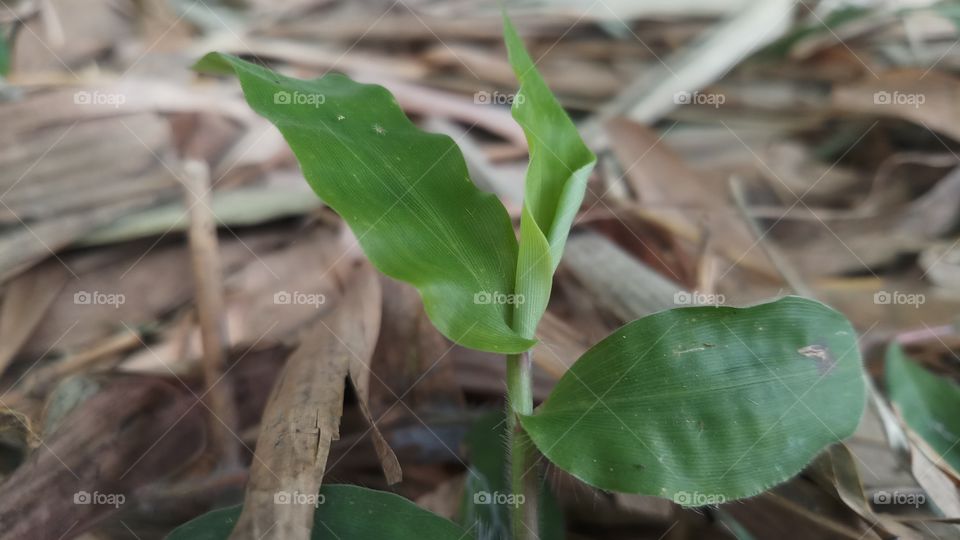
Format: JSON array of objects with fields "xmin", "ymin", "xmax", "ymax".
[
  {"xmin": 873, "ymin": 491, "xmax": 891, "ymax": 504},
  {"xmin": 274, "ymin": 291, "xmax": 292, "ymax": 304},
  {"xmin": 474, "ymin": 291, "xmax": 492, "ymax": 304},
  {"xmin": 673, "ymin": 291, "xmax": 692, "ymax": 305},
  {"xmin": 274, "ymin": 91, "xmax": 292, "ymax": 105},
  {"xmin": 474, "ymin": 90, "xmax": 491, "ymax": 105},
  {"xmin": 274, "ymin": 491, "xmax": 291, "ymax": 504},
  {"xmin": 873, "ymin": 91, "xmax": 891, "ymax": 105},
  {"xmin": 672, "ymin": 491, "xmax": 691, "ymax": 505},
  {"xmin": 74, "ymin": 291, "xmax": 92, "ymax": 305},
  {"xmin": 873, "ymin": 291, "xmax": 891, "ymax": 305},
  {"xmin": 673, "ymin": 91, "xmax": 692, "ymax": 105},
  {"xmin": 473, "ymin": 491, "xmax": 492, "ymax": 505},
  {"xmin": 74, "ymin": 491, "xmax": 91, "ymax": 504},
  {"xmin": 73, "ymin": 91, "xmax": 92, "ymax": 105}
]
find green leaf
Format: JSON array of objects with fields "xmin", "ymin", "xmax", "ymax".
[
  {"xmin": 193, "ymin": 53, "xmax": 534, "ymax": 354},
  {"xmin": 886, "ymin": 343, "xmax": 960, "ymax": 472},
  {"xmin": 167, "ymin": 485, "xmax": 475, "ymax": 540},
  {"xmin": 0, "ymin": 28, "xmax": 9, "ymax": 77},
  {"xmin": 503, "ymin": 14, "xmax": 596, "ymax": 338},
  {"xmin": 459, "ymin": 411, "xmax": 565, "ymax": 540},
  {"xmin": 520, "ymin": 296, "xmax": 866, "ymax": 503}
]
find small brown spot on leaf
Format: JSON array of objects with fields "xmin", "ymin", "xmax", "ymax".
[{"xmin": 798, "ymin": 343, "xmax": 836, "ymax": 375}]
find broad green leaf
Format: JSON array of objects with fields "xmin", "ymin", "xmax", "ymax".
[
  {"xmin": 459, "ymin": 411, "xmax": 565, "ymax": 540},
  {"xmin": 520, "ymin": 296, "xmax": 866, "ymax": 503},
  {"xmin": 886, "ymin": 343, "xmax": 960, "ymax": 472},
  {"xmin": 167, "ymin": 484, "xmax": 474, "ymax": 540},
  {"xmin": 193, "ymin": 53, "xmax": 534, "ymax": 354},
  {"xmin": 503, "ymin": 14, "xmax": 596, "ymax": 339}
]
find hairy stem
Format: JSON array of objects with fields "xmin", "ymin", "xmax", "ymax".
[{"xmin": 506, "ymin": 351, "xmax": 538, "ymax": 540}]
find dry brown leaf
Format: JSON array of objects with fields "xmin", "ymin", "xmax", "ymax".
[
  {"xmin": 423, "ymin": 42, "xmax": 622, "ymax": 100},
  {"xmin": 760, "ymin": 142, "xmax": 863, "ymax": 204},
  {"xmin": 261, "ymin": 2, "xmax": 574, "ymax": 42},
  {"xmin": 13, "ymin": 0, "xmax": 130, "ymax": 73},
  {"xmin": 232, "ymin": 261, "xmax": 399, "ymax": 539},
  {"xmin": 909, "ymin": 431, "xmax": 960, "ymax": 520},
  {"xmin": 605, "ymin": 118, "xmax": 778, "ymax": 277},
  {"xmin": 832, "ymin": 70, "xmax": 960, "ymax": 142},
  {"xmin": 532, "ymin": 312, "xmax": 588, "ymax": 378},
  {"xmin": 0, "ymin": 408, "xmax": 40, "ymax": 456},
  {"xmin": 0, "ymin": 375, "xmax": 207, "ymax": 540},
  {"xmin": 0, "ymin": 110, "xmax": 180, "ymax": 282},
  {"xmin": 811, "ymin": 445, "xmax": 922, "ymax": 539},
  {"xmin": 562, "ymin": 231, "xmax": 681, "ymax": 323},
  {"xmin": 727, "ymin": 481, "xmax": 884, "ymax": 540},
  {"xmin": 21, "ymin": 230, "xmax": 286, "ymax": 360},
  {"xmin": 0, "ymin": 260, "xmax": 69, "ymax": 375},
  {"xmin": 367, "ymin": 276, "xmax": 467, "ymax": 416},
  {"xmin": 777, "ymin": 165, "xmax": 960, "ymax": 276}
]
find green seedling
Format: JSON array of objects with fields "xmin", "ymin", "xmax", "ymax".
[{"xmin": 177, "ymin": 11, "xmax": 867, "ymax": 540}]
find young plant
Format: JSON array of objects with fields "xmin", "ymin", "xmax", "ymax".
[{"xmin": 181, "ymin": 11, "xmax": 867, "ymax": 539}]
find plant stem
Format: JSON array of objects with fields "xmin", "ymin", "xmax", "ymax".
[{"xmin": 506, "ymin": 351, "xmax": 538, "ymax": 540}]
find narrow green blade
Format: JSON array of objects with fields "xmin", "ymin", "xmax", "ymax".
[
  {"xmin": 0, "ymin": 29, "xmax": 9, "ymax": 77},
  {"xmin": 502, "ymin": 13, "xmax": 596, "ymax": 339},
  {"xmin": 521, "ymin": 296, "xmax": 867, "ymax": 503},
  {"xmin": 193, "ymin": 53, "xmax": 534, "ymax": 354}
]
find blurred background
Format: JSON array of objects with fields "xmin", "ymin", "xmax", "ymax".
[{"xmin": 1, "ymin": 0, "xmax": 960, "ymax": 538}]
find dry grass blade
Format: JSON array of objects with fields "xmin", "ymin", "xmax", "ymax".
[
  {"xmin": 182, "ymin": 160, "xmax": 239, "ymax": 468},
  {"xmin": 589, "ymin": 0, "xmax": 795, "ymax": 132}
]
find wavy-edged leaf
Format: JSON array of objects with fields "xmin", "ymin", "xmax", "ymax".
[
  {"xmin": 503, "ymin": 14, "xmax": 596, "ymax": 338},
  {"xmin": 167, "ymin": 485, "xmax": 475, "ymax": 540},
  {"xmin": 886, "ymin": 343, "xmax": 960, "ymax": 474},
  {"xmin": 193, "ymin": 53, "xmax": 533, "ymax": 354},
  {"xmin": 520, "ymin": 296, "xmax": 866, "ymax": 503}
]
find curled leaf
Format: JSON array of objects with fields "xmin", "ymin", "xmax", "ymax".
[{"xmin": 503, "ymin": 14, "xmax": 596, "ymax": 338}]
